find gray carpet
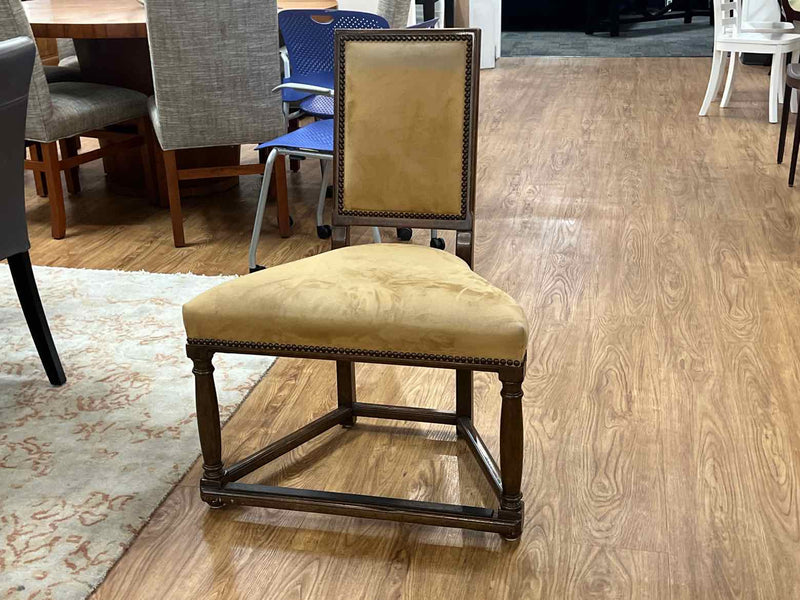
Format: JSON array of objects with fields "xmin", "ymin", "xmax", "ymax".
[{"xmin": 502, "ymin": 20, "xmax": 714, "ymax": 57}]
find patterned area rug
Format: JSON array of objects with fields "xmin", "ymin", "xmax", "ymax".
[{"xmin": 0, "ymin": 265, "xmax": 272, "ymax": 600}]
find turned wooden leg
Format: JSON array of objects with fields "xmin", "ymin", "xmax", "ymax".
[
  {"xmin": 455, "ymin": 369, "xmax": 473, "ymax": 438},
  {"xmin": 274, "ymin": 154, "xmax": 291, "ymax": 238},
  {"xmin": 41, "ymin": 142, "xmax": 66, "ymax": 239},
  {"xmin": 8, "ymin": 252, "xmax": 66, "ymax": 386},
  {"xmin": 58, "ymin": 137, "xmax": 81, "ymax": 194},
  {"xmin": 29, "ymin": 143, "xmax": 48, "ymax": 197},
  {"xmin": 499, "ymin": 367, "xmax": 524, "ymax": 540},
  {"xmin": 191, "ymin": 350, "xmax": 224, "ymax": 508},
  {"xmin": 336, "ymin": 361, "xmax": 356, "ymax": 428},
  {"xmin": 162, "ymin": 149, "xmax": 186, "ymax": 247},
  {"xmin": 137, "ymin": 118, "xmax": 158, "ymax": 204}
]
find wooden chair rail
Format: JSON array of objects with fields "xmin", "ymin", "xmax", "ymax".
[
  {"xmin": 25, "ymin": 133, "xmax": 144, "ymax": 172},
  {"xmin": 24, "ymin": 117, "xmax": 154, "ymax": 239},
  {"xmin": 176, "ymin": 162, "xmax": 265, "ymax": 181},
  {"xmin": 223, "ymin": 407, "xmax": 350, "ymax": 483},
  {"xmin": 457, "ymin": 417, "xmax": 503, "ymax": 499},
  {"xmin": 62, "ymin": 135, "xmax": 143, "ymax": 170},
  {"xmin": 201, "ymin": 482, "xmax": 522, "ymax": 537},
  {"xmin": 163, "ymin": 152, "xmax": 290, "ymax": 247},
  {"xmin": 351, "ymin": 402, "xmax": 458, "ymax": 425}
]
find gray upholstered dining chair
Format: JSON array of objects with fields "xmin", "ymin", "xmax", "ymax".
[
  {"xmin": 377, "ymin": 0, "xmax": 413, "ymax": 27},
  {"xmin": 145, "ymin": 0, "xmax": 285, "ymax": 247},
  {"xmin": 1, "ymin": 0, "xmax": 154, "ymax": 240},
  {"xmin": 1, "ymin": 36, "xmax": 65, "ymax": 386}
]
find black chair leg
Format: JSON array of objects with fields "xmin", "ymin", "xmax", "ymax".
[
  {"xmin": 779, "ymin": 84, "xmax": 792, "ymax": 164},
  {"xmin": 7, "ymin": 251, "xmax": 66, "ymax": 386},
  {"xmin": 790, "ymin": 110, "xmax": 800, "ymax": 187}
]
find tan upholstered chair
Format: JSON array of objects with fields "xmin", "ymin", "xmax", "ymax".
[{"xmin": 182, "ymin": 29, "xmax": 530, "ymax": 539}]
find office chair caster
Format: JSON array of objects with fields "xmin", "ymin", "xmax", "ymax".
[
  {"xmin": 430, "ymin": 237, "xmax": 445, "ymax": 250},
  {"xmin": 317, "ymin": 224, "xmax": 332, "ymax": 239},
  {"xmin": 397, "ymin": 227, "xmax": 413, "ymax": 241}
]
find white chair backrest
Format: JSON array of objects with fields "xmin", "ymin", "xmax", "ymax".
[{"xmin": 714, "ymin": 0, "xmax": 741, "ymax": 39}]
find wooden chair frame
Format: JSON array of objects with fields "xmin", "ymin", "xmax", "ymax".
[
  {"xmin": 25, "ymin": 117, "xmax": 155, "ymax": 239},
  {"xmin": 159, "ymin": 149, "xmax": 291, "ymax": 248},
  {"xmin": 186, "ymin": 29, "xmax": 526, "ymax": 539}
]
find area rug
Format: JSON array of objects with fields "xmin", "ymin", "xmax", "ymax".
[
  {"xmin": 502, "ymin": 21, "xmax": 713, "ymax": 57},
  {"xmin": 0, "ymin": 265, "xmax": 272, "ymax": 600}
]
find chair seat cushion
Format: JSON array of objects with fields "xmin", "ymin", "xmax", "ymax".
[
  {"xmin": 29, "ymin": 82, "xmax": 148, "ymax": 143},
  {"xmin": 183, "ymin": 244, "xmax": 529, "ymax": 365}
]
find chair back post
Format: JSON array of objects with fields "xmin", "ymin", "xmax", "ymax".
[
  {"xmin": 0, "ymin": 0, "xmax": 54, "ymax": 141},
  {"xmin": 279, "ymin": 9, "xmax": 389, "ymax": 79},
  {"xmin": 332, "ymin": 29, "xmax": 481, "ymax": 268},
  {"xmin": 144, "ymin": 0, "xmax": 284, "ymax": 150}
]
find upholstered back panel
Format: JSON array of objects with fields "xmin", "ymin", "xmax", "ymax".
[
  {"xmin": 334, "ymin": 29, "xmax": 479, "ymax": 226},
  {"xmin": 0, "ymin": 0, "xmax": 53, "ymax": 141},
  {"xmin": 0, "ymin": 36, "xmax": 34, "ymax": 259},
  {"xmin": 145, "ymin": 0, "xmax": 284, "ymax": 150}
]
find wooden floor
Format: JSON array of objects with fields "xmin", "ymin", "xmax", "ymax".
[{"xmin": 20, "ymin": 57, "xmax": 800, "ymax": 598}]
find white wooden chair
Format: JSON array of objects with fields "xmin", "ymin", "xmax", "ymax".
[{"xmin": 700, "ymin": 0, "xmax": 800, "ymax": 122}]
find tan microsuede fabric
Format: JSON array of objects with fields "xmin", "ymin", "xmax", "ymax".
[
  {"xmin": 341, "ymin": 40, "xmax": 468, "ymax": 216},
  {"xmin": 183, "ymin": 244, "xmax": 528, "ymax": 362}
]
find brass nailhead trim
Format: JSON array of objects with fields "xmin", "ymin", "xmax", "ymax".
[
  {"xmin": 186, "ymin": 338, "xmax": 522, "ymax": 368},
  {"xmin": 335, "ymin": 33, "xmax": 473, "ymax": 221}
]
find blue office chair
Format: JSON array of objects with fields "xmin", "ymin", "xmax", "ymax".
[
  {"xmin": 248, "ymin": 95, "xmax": 380, "ymax": 272},
  {"xmin": 278, "ymin": 10, "xmax": 389, "ymax": 119},
  {"xmin": 297, "ymin": 16, "xmax": 439, "ymax": 121}
]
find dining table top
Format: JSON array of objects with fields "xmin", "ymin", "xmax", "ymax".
[{"xmin": 23, "ymin": 0, "xmax": 339, "ymax": 39}]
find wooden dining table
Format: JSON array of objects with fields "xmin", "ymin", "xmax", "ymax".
[{"xmin": 22, "ymin": 0, "xmax": 337, "ymax": 202}]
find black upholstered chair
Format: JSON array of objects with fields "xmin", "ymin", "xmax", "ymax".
[{"xmin": 1, "ymin": 36, "xmax": 66, "ymax": 386}]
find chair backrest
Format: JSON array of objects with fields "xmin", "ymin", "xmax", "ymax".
[
  {"xmin": 279, "ymin": 10, "xmax": 388, "ymax": 78},
  {"xmin": 145, "ymin": 0, "xmax": 284, "ymax": 150},
  {"xmin": 376, "ymin": 0, "xmax": 413, "ymax": 27},
  {"xmin": 714, "ymin": 0, "xmax": 741, "ymax": 39},
  {"xmin": 0, "ymin": 36, "xmax": 35, "ymax": 260},
  {"xmin": 0, "ymin": 0, "xmax": 53, "ymax": 142},
  {"xmin": 332, "ymin": 29, "xmax": 480, "ymax": 258}
]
